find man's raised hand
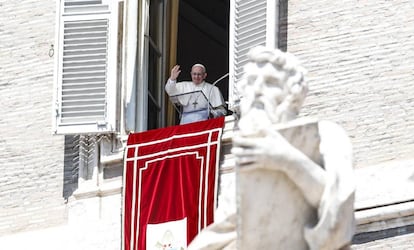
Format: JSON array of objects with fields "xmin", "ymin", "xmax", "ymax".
[{"xmin": 170, "ymin": 65, "xmax": 181, "ymax": 81}]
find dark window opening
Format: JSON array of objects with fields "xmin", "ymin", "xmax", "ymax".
[{"xmin": 176, "ymin": 0, "xmax": 230, "ymax": 103}]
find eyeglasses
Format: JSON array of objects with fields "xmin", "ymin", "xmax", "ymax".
[{"xmin": 191, "ymin": 73, "xmax": 204, "ymax": 76}]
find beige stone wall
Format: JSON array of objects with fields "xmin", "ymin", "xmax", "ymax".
[
  {"xmin": 0, "ymin": 0, "xmax": 66, "ymax": 235},
  {"xmin": 287, "ymin": 0, "xmax": 414, "ymax": 168}
]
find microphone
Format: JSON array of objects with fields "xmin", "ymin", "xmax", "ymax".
[{"xmin": 207, "ymin": 73, "xmax": 229, "ymax": 118}]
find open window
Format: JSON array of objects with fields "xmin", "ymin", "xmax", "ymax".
[
  {"xmin": 53, "ymin": 0, "xmax": 285, "ymax": 134},
  {"xmin": 159, "ymin": 0, "xmax": 230, "ymax": 126},
  {"xmin": 176, "ymin": 0, "xmax": 230, "ymax": 98},
  {"xmin": 166, "ymin": 0, "xmax": 285, "ymax": 121}
]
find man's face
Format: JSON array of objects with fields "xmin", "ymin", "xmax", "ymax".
[
  {"xmin": 240, "ymin": 63, "xmax": 287, "ymax": 123},
  {"xmin": 191, "ymin": 66, "xmax": 207, "ymax": 85}
]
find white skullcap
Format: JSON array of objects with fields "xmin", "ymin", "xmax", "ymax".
[{"xmin": 192, "ymin": 63, "xmax": 206, "ymax": 72}]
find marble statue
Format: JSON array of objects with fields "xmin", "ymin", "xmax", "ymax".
[{"xmin": 188, "ymin": 47, "xmax": 355, "ymax": 250}]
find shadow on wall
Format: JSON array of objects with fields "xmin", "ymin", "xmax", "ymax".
[
  {"xmin": 62, "ymin": 135, "xmax": 79, "ymax": 200},
  {"xmin": 279, "ymin": 0, "xmax": 288, "ymax": 52}
]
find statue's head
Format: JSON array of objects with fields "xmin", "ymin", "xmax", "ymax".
[{"xmin": 238, "ymin": 47, "xmax": 308, "ymax": 131}]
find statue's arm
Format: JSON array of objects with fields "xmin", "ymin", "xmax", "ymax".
[
  {"xmin": 278, "ymin": 143, "xmax": 327, "ymax": 208},
  {"xmin": 232, "ymin": 128, "xmax": 326, "ymax": 208},
  {"xmin": 304, "ymin": 120, "xmax": 355, "ymax": 250}
]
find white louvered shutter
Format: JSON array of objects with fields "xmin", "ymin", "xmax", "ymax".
[
  {"xmin": 228, "ymin": 0, "xmax": 278, "ymax": 110},
  {"xmin": 53, "ymin": 0, "xmax": 119, "ymax": 134}
]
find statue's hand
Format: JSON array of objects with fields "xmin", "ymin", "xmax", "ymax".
[
  {"xmin": 233, "ymin": 125, "xmax": 328, "ymax": 208},
  {"xmin": 232, "ymin": 127, "xmax": 296, "ymax": 172}
]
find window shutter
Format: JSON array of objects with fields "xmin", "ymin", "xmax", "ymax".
[
  {"xmin": 53, "ymin": 0, "xmax": 119, "ymax": 134},
  {"xmin": 228, "ymin": 0, "xmax": 275, "ymax": 110}
]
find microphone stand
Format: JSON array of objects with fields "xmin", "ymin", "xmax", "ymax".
[{"xmin": 207, "ymin": 73, "xmax": 229, "ymax": 118}]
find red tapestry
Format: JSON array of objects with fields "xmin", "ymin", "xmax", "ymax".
[{"xmin": 122, "ymin": 117, "xmax": 225, "ymax": 250}]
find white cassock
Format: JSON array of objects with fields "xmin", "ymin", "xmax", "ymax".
[{"xmin": 166, "ymin": 79, "xmax": 226, "ymax": 124}]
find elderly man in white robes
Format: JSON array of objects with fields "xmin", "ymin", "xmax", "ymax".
[{"xmin": 165, "ymin": 64, "xmax": 227, "ymax": 124}]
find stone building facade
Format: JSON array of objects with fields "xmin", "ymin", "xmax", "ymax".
[
  {"xmin": 0, "ymin": 0, "xmax": 66, "ymax": 234},
  {"xmin": 0, "ymin": 0, "xmax": 413, "ymax": 249}
]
